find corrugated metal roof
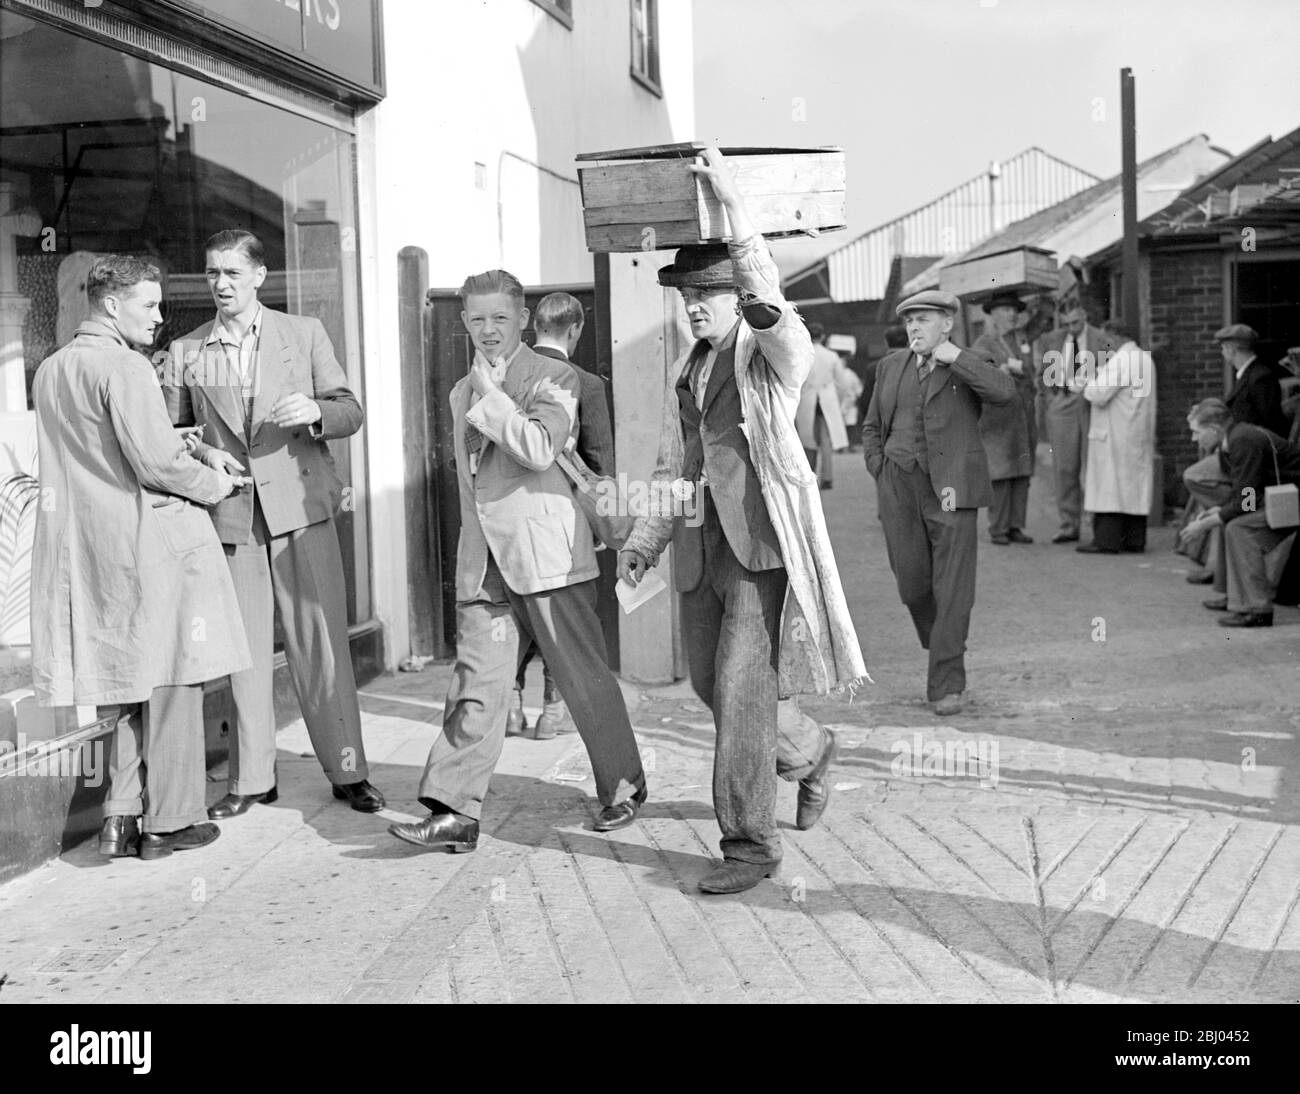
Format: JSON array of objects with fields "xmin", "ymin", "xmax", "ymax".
[{"xmin": 786, "ymin": 147, "xmax": 1099, "ymax": 303}]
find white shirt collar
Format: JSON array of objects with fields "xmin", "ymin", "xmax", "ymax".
[
  {"xmin": 208, "ymin": 304, "xmax": 262, "ymax": 346},
  {"xmin": 1235, "ymin": 355, "xmax": 1256, "ymax": 381}
]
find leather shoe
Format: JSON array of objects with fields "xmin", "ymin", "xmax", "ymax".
[
  {"xmin": 139, "ymin": 822, "xmax": 221, "ymax": 861},
  {"xmin": 526, "ymin": 698, "xmax": 569, "ymax": 740},
  {"xmin": 698, "ymin": 861, "xmax": 775, "ymax": 894},
  {"xmin": 99, "ymin": 815, "xmax": 140, "ymax": 857},
  {"xmin": 796, "ymin": 728, "xmax": 837, "ymax": 830},
  {"xmin": 332, "ymin": 779, "xmax": 386, "ymax": 812},
  {"xmin": 1051, "ymin": 532, "xmax": 1080, "ymax": 544},
  {"xmin": 1007, "ymin": 529, "xmax": 1034, "ymax": 544},
  {"xmin": 207, "ymin": 785, "xmax": 278, "ymax": 820},
  {"xmin": 932, "ymin": 692, "xmax": 964, "ymax": 716},
  {"xmin": 1203, "ymin": 596, "xmax": 1228, "ymax": 611},
  {"xmin": 593, "ymin": 785, "xmax": 648, "ymax": 832},
  {"xmin": 1076, "ymin": 543, "xmax": 1118, "ymax": 554},
  {"xmin": 1218, "ymin": 611, "xmax": 1273, "ymax": 628},
  {"xmin": 990, "ymin": 534, "xmax": 1010, "ymax": 545},
  {"xmin": 1185, "ymin": 569, "xmax": 1214, "ymax": 584},
  {"xmin": 388, "ymin": 811, "xmax": 478, "ymax": 852}
]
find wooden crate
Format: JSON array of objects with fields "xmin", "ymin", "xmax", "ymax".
[
  {"xmin": 576, "ymin": 142, "xmax": 846, "ymax": 253},
  {"xmin": 939, "ymin": 245, "xmax": 1060, "ymax": 300}
]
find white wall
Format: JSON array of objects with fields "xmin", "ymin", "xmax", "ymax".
[{"xmin": 357, "ymin": 0, "xmax": 694, "ymax": 670}]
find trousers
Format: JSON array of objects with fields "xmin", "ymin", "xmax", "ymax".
[
  {"xmin": 100, "ymin": 683, "xmax": 207, "ymax": 834},
  {"xmin": 1225, "ymin": 510, "xmax": 1298, "ymax": 613},
  {"xmin": 877, "ymin": 460, "xmax": 978, "ymax": 702},
  {"xmin": 988, "ymin": 476, "xmax": 1030, "ymax": 537},
  {"xmin": 680, "ymin": 524, "xmax": 823, "ymax": 867},
  {"xmin": 417, "ymin": 557, "xmax": 644, "ymax": 820},
  {"xmin": 1184, "ymin": 453, "xmax": 1234, "ymax": 594},
  {"xmin": 222, "ymin": 504, "xmax": 369, "ymax": 794},
  {"xmin": 1045, "ymin": 394, "xmax": 1088, "ymax": 536}
]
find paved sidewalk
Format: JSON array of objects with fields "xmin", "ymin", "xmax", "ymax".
[{"xmin": 1, "ymin": 451, "xmax": 1297, "ymax": 1003}]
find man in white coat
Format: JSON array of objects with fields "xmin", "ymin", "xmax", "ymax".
[{"xmin": 1075, "ymin": 318, "xmax": 1157, "ymax": 554}]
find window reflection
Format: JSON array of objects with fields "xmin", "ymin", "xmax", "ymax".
[{"xmin": 0, "ymin": 10, "xmax": 367, "ymax": 625}]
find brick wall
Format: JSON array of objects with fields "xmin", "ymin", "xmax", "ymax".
[{"xmin": 1146, "ymin": 246, "xmax": 1226, "ymax": 508}]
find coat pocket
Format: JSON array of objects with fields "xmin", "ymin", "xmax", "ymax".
[
  {"xmin": 526, "ymin": 513, "xmax": 575, "ymax": 579},
  {"xmin": 151, "ymin": 497, "xmax": 215, "ymax": 556}
]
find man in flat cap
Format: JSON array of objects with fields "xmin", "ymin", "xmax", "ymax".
[
  {"xmin": 619, "ymin": 148, "xmax": 864, "ymax": 896},
  {"xmin": 973, "ymin": 290, "xmax": 1036, "ymax": 545},
  {"xmin": 1183, "ymin": 323, "xmax": 1286, "ymax": 594},
  {"xmin": 1219, "ymin": 324, "xmax": 1287, "ymax": 436},
  {"xmin": 1037, "ymin": 305, "xmax": 1116, "ymax": 543},
  {"xmin": 862, "ymin": 290, "xmax": 1015, "ymax": 716}
]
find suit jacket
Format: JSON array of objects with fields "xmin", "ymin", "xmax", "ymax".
[
  {"xmin": 972, "ymin": 329, "xmax": 1036, "ymax": 479},
  {"xmin": 1037, "ymin": 324, "xmax": 1115, "ymax": 405},
  {"xmin": 163, "ymin": 308, "xmax": 363, "ymax": 543},
  {"xmin": 531, "ymin": 344, "xmax": 615, "ymax": 477},
  {"xmin": 451, "ymin": 343, "xmax": 596, "ymax": 599},
  {"xmin": 31, "ymin": 320, "xmax": 251, "ymax": 705},
  {"xmin": 1226, "ymin": 358, "xmax": 1287, "ymax": 437},
  {"xmin": 1218, "ymin": 422, "xmax": 1300, "ymax": 524},
  {"xmin": 862, "ymin": 346, "xmax": 1015, "ymax": 509}
]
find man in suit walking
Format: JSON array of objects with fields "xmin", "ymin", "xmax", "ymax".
[
  {"xmin": 390, "ymin": 270, "xmax": 646, "ymax": 853},
  {"xmin": 862, "ymin": 290, "xmax": 1015, "ymax": 716},
  {"xmin": 507, "ymin": 290, "xmax": 615, "ymax": 740},
  {"xmin": 618, "ymin": 149, "xmax": 863, "ymax": 896},
  {"xmin": 33, "ymin": 255, "xmax": 251, "ymax": 859},
  {"xmin": 164, "ymin": 229, "xmax": 384, "ymax": 818},
  {"xmin": 1038, "ymin": 306, "xmax": 1114, "ymax": 543}
]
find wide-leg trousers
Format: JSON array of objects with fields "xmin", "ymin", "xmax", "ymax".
[
  {"xmin": 222, "ymin": 506, "xmax": 369, "ymax": 794},
  {"xmin": 681, "ymin": 529, "xmax": 823, "ymax": 867},
  {"xmin": 877, "ymin": 460, "xmax": 979, "ymax": 702},
  {"xmin": 417, "ymin": 557, "xmax": 644, "ymax": 820},
  {"xmin": 100, "ymin": 683, "xmax": 207, "ymax": 834}
]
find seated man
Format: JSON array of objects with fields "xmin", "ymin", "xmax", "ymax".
[
  {"xmin": 1182, "ymin": 399, "xmax": 1235, "ymax": 588},
  {"xmin": 1179, "ymin": 399, "xmax": 1300, "ymax": 627}
]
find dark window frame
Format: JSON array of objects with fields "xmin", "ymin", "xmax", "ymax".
[{"xmin": 629, "ymin": 0, "xmax": 662, "ymax": 97}]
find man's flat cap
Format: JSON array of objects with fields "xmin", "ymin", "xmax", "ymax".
[
  {"xmin": 657, "ymin": 244, "xmax": 736, "ymax": 289},
  {"xmin": 897, "ymin": 290, "xmax": 961, "ymax": 317},
  {"xmin": 1214, "ymin": 323, "xmax": 1259, "ymax": 344}
]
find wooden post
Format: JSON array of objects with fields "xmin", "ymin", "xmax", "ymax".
[
  {"xmin": 1120, "ymin": 68, "xmax": 1141, "ymax": 333},
  {"xmin": 397, "ymin": 246, "xmax": 446, "ymax": 657}
]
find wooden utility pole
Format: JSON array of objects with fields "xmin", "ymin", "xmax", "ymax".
[{"xmin": 1120, "ymin": 68, "xmax": 1141, "ymax": 330}]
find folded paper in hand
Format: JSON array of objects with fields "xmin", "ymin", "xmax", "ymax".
[{"xmin": 616, "ymin": 571, "xmax": 666, "ymax": 614}]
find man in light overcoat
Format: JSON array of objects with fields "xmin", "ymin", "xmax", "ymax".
[{"xmin": 32, "ymin": 255, "xmax": 251, "ymax": 860}]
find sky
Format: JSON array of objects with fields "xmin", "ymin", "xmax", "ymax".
[{"xmin": 692, "ymin": 0, "xmax": 1300, "ymax": 275}]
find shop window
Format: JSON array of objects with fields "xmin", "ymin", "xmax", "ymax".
[
  {"xmin": 0, "ymin": 10, "xmax": 369, "ymax": 627},
  {"xmin": 630, "ymin": 0, "xmax": 661, "ymax": 96}
]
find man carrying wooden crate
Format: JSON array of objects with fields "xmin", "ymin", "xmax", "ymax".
[{"xmin": 618, "ymin": 148, "xmax": 865, "ymax": 896}]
